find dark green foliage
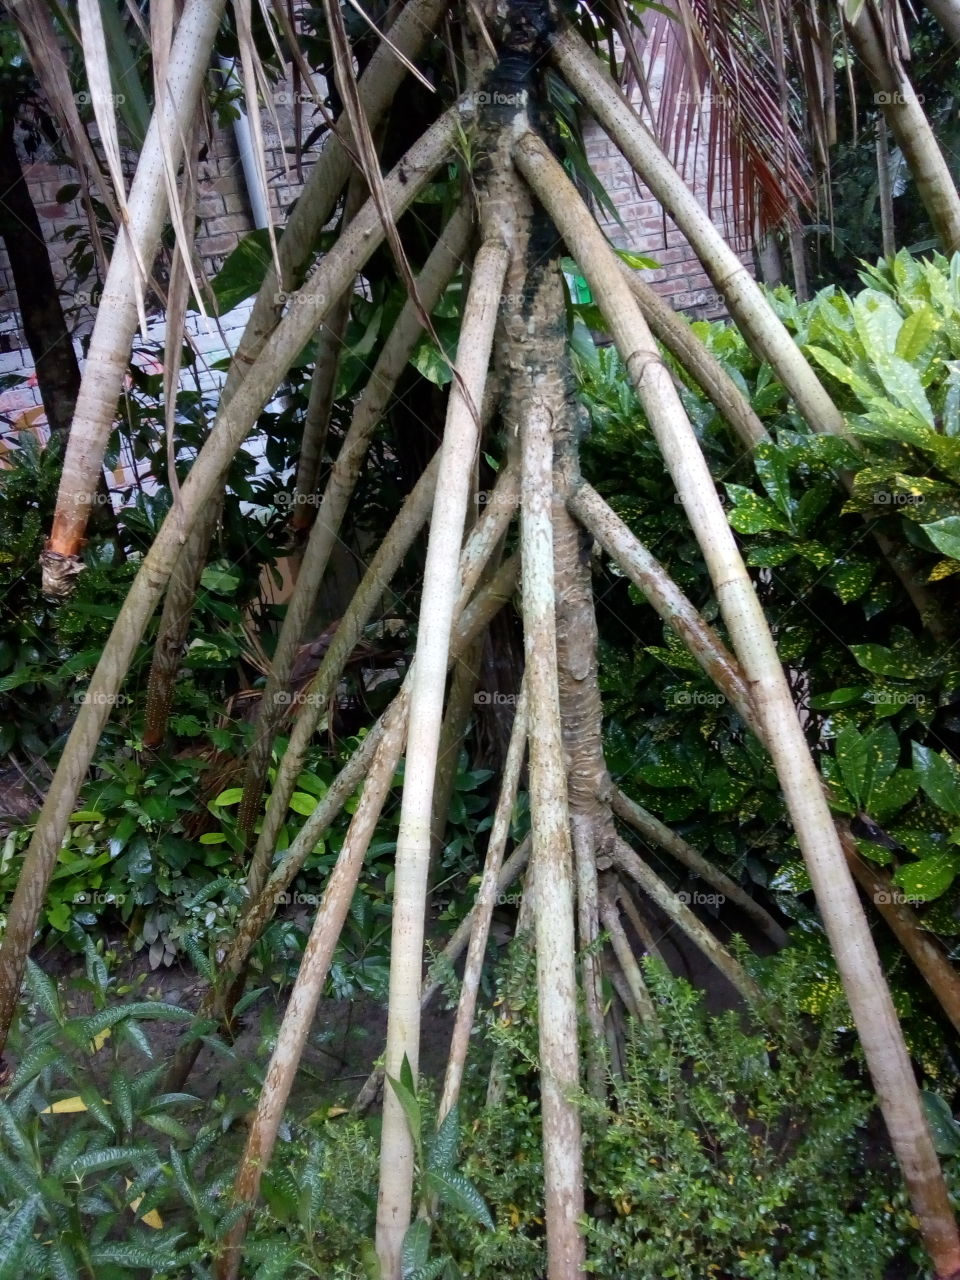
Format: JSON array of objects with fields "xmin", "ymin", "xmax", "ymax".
[
  {"xmin": 228, "ymin": 940, "xmax": 919, "ymax": 1279},
  {"xmin": 577, "ymin": 254, "xmax": 960, "ymax": 953},
  {"xmin": 0, "ymin": 942, "xmax": 245, "ymax": 1280},
  {"xmin": 449, "ymin": 941, "xmax": 915, "ymax": 1280}
]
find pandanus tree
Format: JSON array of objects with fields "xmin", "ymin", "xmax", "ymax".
[{"xmin": 5, "ymin": 0, "xmax": 960, "ymax": 1277}]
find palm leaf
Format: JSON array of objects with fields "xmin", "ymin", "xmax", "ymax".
[{"xmin": 628, "ymin": 0, "xmax": 818, "ymax": 235}]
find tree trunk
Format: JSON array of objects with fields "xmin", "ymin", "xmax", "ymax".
[
  {"xmin": 289, "ymin": 173, "xmax": 369, "ymax": 534},
  {"xmin": 238, "ymin": 203, "xmax": 473, "ymax": 881},
  {"xmin": 0, "ymin": 110, "xmax": 79, "ymax": 439},
  {"xmin": 515, "ymin": 127, "xmax": 960, "ymax": 1278},
  {"xmin": 876, "ymin": 116, "xmax": 897, "ymax": 258},
  {"xmin": 375, "ymin": 240, "xmax": 508, "ymax": 1277},
  {"xmin": 846, "ymin": 1, "xmax": 960, "ymax": 255},
  {"xmin": 925, "ymin": 0, "xmax": 960, "ymax": 45},
  {"xmin": 574, "ymin": 480, "xmax": 960, "ymax": 1040},
  {"xmin": 549, "ymin": 26, "xmax": 849, "ymax": 438},
  {"xmin": 0, "ymin": 106, "xmax": 117, "ymax": 540},
  {"xmin": 142, "ymin": 493, "xmax": 222, "ymax": 750},
  {"xmin": 438, "ymin": 681, "xmax": 527, "ymax": 1121},
  {"xmin": 0, "ymin": 108, "xmax": 463, "ymax": 1058},
  {"xmin": 519, "ymin": 392, "xmax": 586, "ymax": 1279},
  {"xmin": 219, "ymin": 696, "xmax": 409, "ymax": 1280},
  {"xmin": 42, "ymin": 0, "xmax": 228, "ymax": 594}
]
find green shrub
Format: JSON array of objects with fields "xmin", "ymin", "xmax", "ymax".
[{"xmin": 451, "ymin": 942, "xmax": 913, "ymax": 1279}]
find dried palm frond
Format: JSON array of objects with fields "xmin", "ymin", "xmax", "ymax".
[
  {"xmin": 320, "ymin": 0, "xmax": 481, "ymax": 434},
  {"xmin": 150, "ymin": 0, "xmax": 207, "ymax": 327},
  {"xmin": 628, "ymin": 0, "xmax": 818, "ymax": 236},
  {"xmin": 7, "ymin": 0, "xmax": 118, "ymax": 273},
  {"xmin": 76, "ymin": 0, "xmax": 149, "ymax": 330}
]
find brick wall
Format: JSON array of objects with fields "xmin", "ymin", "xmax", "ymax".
[
  {"xmin": 0, "ymin": 81, "xmax": 755, "ymax": 439},
  {"xmin": 583, "ymin": 110, "xmax": 755, "ymax": 323}
]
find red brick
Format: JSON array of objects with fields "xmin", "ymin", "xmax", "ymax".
[
  {"xmin": 198, "ymin": 195, "xmax": 225, "ymax": 217},
  {"xmin": 198, "ymin": 232, "xmax": 240, "ymax": 255},
  {"xmin": 205, "ymin": 213, "xmax": 250, "ymax": 234},
  {"xmin": 23, "ymin": 163, "xmax": 61, "ymax": 181}
]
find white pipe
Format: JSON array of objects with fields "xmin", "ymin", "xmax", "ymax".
[{"xmin": 217, "ymin": 56, "xmax": 270, "ymax": 230}]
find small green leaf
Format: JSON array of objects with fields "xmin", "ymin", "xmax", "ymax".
[
  {"xmin": 834, "ymin": 725, "xmax": 868, "ymax": 807},
  {"xmin": 401, "ymin": 1220, "xmax": 432, "ymax": 1278},
  {"xmin": 410, "ymin": 337, "xmax": 451, "ymax": 387},
  {"xmin": 724, "ymin": 484, "xmax": 792, "ymax": 534},
  {"xmin": 615, "ymin": 249, "xmax": 660, "ymax": 270},
  {"xmin": 826, "ymin": 559, "xmax": 875, "ymax": 604},
  {"xmin": 213, "ymin": 788, "xmax": 244, "ymax": 806},
  {"xmin": 809, "ymin": 687, "xmax": 867, "ymax": 711},
  {"xmin": 429, "ymin": 1103, "xmax": 460, "ymax": 1172},
  {"xmin": 869, "ymin": 769, "xmax": 919, "ymax": 821},
  {"xmin": 859, "ymin": 724, "xmax": 900, "ymax": 810},
  {"xmin": 68, "ymin": 1146, "xmax": 156, "ymax": 1176},
  {"xmin": 141, "ymin": 1112, "xmax": 193, "ymax": 1143},
  {"xmin": 198, "ymin": 832, "xmax": 227, "ymax": 845},
  {"xmin": 746, "ymin": 543, "xmax": 796, "ymax": 568},
  {"xmin": 922, "ymin": 516, "xmax": 960, "ymax": 561},
  {"xmin": 424, "ymin": 1168, "xmax": 495, "ymax": 1229},
  {"xmin": 807, "ymin": 345, "xmax": 879, "ymax": 400},
  {"xmin": 849, "ymin": 644, "xmax": 916, "ymax": 679},
  {"xmin": 25, "ymin": 959, "xmax": 63, "ymax": 1022},
  {"xmin": 211, "ymin": 229, "xmax": 275, "ymax": 312},
  {"xmin": 911, "ymin": 744, "xmax": 960, "ymax": 816},
  {"xmin": 922, "ymin": 1091, "xmax": 960, "ymax": 1156},
  {"xmin": 386, "ymin": 1063, "xmax": 421, "ymax": 1154},
  {"xmin": 0, "ymin": 1196, "xmax": 41, "ymax": 1275},
  {"xmin": 752, "ymin": 443, "xmax": 793, "ymax": 516},
  {"xmin": 288, "ymin": 791, "xmax": 318, "ymax": 816},
  {"xmin": 894, "ymin": 304, "xmax": 939, "ymax": 368},
  {"xmin": 200, "ymin": 564, "xmax": 241, "ymax": 595},
  {"xmin": 894, "ymin": 851, "xmax": 957, "ymax": 902}
]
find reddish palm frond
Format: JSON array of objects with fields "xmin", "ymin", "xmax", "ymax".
[{"xmin": 627, "ymin": 0, "xmax": 817, "ymax": 236}]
